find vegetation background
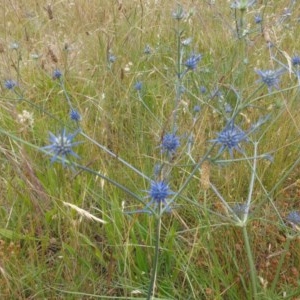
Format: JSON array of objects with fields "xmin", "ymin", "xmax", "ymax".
[{"xmin": 0, "ymin": 0, "xmax": 300, "ymax": 299}]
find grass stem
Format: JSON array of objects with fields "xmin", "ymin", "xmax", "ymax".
[{"xmin": 270, "ymin": 236, "xmax": 292, "ymax": 293}]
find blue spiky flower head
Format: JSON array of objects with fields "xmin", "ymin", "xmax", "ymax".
[
  {"xmin": 286, "ymin": 211, "xmax": 300, "ymax": 225},
  {"xmin": 130, "ymin": 180, "xmax": 175, "ymax": 214},
  {"xmin": 231, "ymin": 0, "xmax": 256, "ymax": 10},
  {"xmin": 52, "ymin": 69, "xmax": 62, "ymax": 80},
  {"xmin": 42, "ymin": 128, "xmax": 81, "ymax": 166},
  {"xmin": 255, "ymin": 68, "xmax": 284, "ymax": 92},
  {"xmin": 123, "ymin": 179, "xmax": 174, "ymax": 215},
  {"xmin": 70, "ymin": 109, "xmax": 81, "ymax": 122},
  {"xmin": 172, "ymin": 5, "xmax": 186, "ymax": 20},
  {"xmin": 4, "ymin": 79, "xmax": 17, "ymax": 90},
  {"xmin": 108, "ymin": 54, "xmax": 116, "ymax": 63},
  {"xmin": 292, "ymin": 56, "xmax": 300, "ymax": 66},
  {"xmin": 149, "ymin": 181, "xmax": 172, "ymax": 204},
  {"xmin": 232, "ymin": 203, "xmax": 249, "ymax": 218},
  {"xmin": 185, "ymin": 54, "xmax": 202, "ymax": 71},
  {"xmin": 134, "ymin": 81, "xmax": 143, "ymax": 91},
  {"xmin": 211, "ymin": 121, "xmax": 248, "ymax": 157},
  {"xmin": 193, "ymin": 105, "xmax": 201, "ymax": 113},
  {"xmin": 286, "ymin": 211, "xmax": 300, "ymax": 232},
  {"xmin": 144, "ymin": 44, "xmax": 152, "ymax": 55},
  {"xmin": 200, "ymin": 86, "xmax": 207, "ymax": 94},
  {"xmin": 161, "ymin": 133, "xmax": 180, "ymax": 155},
  {"xmin": 254, "ymin": 14, "xmax": 262, "ymax": 24}
]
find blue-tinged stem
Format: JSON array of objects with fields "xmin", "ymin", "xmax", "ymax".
[
  {"xmin": 74, "ymin": 163, "xmax": 146, "ymax": 206},
  {"xmin": 243, "ymin": 142, "xmax": 258, "ymax": 223},
  {"xmin": 58, "ymin": 78, "xmax": 74, "ymax": 109},
  {"xmin": 210, "ymin": 183, "xmax": 240, "ymax": 222},
  {"xmin": 172, "ymin": 21, "xmax": 183, "ymax": 133},
  {"xmin": 80, "ymin": 131, "xmax": 151, "ymax": 182},
  {"xmin": 161, "ymin": 143, "xmax": 216, "ymax": 214},
  {"xmin": 242, "ymin": 226, "xmax": 258, "ymax": 299},
  {"xmin": 147, "ymin": 204, "xmax": 162, "ymax": 300},
  {"xmin": 242, "ymin": 144, "xmax": 258, "ymax": 297},
  {"xmin": 239, "ymin": 9, "xmax": 246, "ymax": 39}
]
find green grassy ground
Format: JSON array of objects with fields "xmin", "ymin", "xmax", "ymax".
[{"xmin": 1, "ymin": 1, "xmax": 300, "ymax": 299}]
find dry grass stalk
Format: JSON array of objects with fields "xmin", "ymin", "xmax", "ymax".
[
  {"xmin": 63, "ymin": 201, "xmax": 107, "ymax": 224},
  {"xmin": 47, "ymin": 46, "xmax": 58, "ymax": 63},
  {"xmin": 200, "ymin": 160, "xmax": 211, "ymax": 191},
  {"xmin": 44, "ymin": 4, "xmax": 54, "ymax": 20}
]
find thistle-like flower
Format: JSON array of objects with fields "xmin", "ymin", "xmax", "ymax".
[
  {"xmin": 231, "ymin": 0, "xmax": 256, "ymax": 10},
  {"xmin": 134, "ymin": 81, "xmax": 143, "ymax": 91},
  {"xmin": 249, "ymin": 114, "xmax": 270, "ymax": 133},
  {"xmin": 144, "ymin": 44, "xmax": 152, "ymax": 55},
  {"xmin": 224, "ymin": 103, "xmax": 233, "ymax": 113},
  {"xmin": 124, "ymin": 179, "xmax": 175, "ymax": 215},
  {"xmin": 185, "ymin": 54, "xmax": 202, "ymax": 71},
  {"xmin": 4, "ymin": 79, "xmax": 17, "ymax": 90},
  {"xmin": 255, "ymin": 68, "xmax": 285, "ymax": 92},
  {"xmin": 181, "ymin": 37, "xmax": 192, "ymax": 46},
  {"xmin": 232, "ymin": 203, "xmax": 249, "ymax": 218},
  {"xmin": 199, "ymin": 86, "xmax": 207, "ymax": 94},
  {"xmin": 108, "ymin": 54, "xmax": 116, "ymax": 64},
  {"xmin": 146, "ymin": 181, "xmax": 174, "ymax": 212},
  {"xmin": 70, "ymin": 109, "xmax": 81, "ymax": 122},
  {"xmin": 42, "ymin": 128, "xmax": 81, "ymax": 165},
  {"xmin": 254, "ymin": 14, "xmax": 262, "ymax": 24},
  {"xmin": 286, "ymin": 211, "xmax": 300, "ymax": 231},
  {"xmin": 193, "ymin": 105, "xmax": 201, "ymax": 113},
  {"xmin": 292, "ymin": 56, "xmax": 300, "ymax": 66},
  {"xmin": 172, "ymin": 5, "xmax": 186, "ymax": 20},
  {"xmin": 286, "ymin": 211, "xmax": 300, "ymax": 224},
  {"xmin": 52, "ymin": 69, "xmax": 62, "ymax": 80},
  {"xmin": 211, "ymin": 121, "xmax": 248, "ymax": 157},
  {"xmin": 161, "ymin": 133, "xmax": 180, "ymax": 155},
  {"xmin": 149, "ymin": 181, "xmax": 171, "ymax": 203}
]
